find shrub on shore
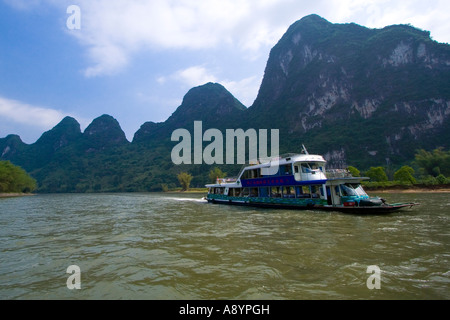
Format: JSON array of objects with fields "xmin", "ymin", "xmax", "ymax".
[{"xmin": 0, "ymin": 161, "xmax": 37, "ymax": 193}]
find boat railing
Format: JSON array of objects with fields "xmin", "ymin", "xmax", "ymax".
[
  {"xmin": 326, "ymin": 169, "xmax": 353, "ymax": 179},
  {"xmin": 216, "ymin": 177, "xmax": 238, "ymax": 184},
  {"xmin": 241, "ymin": 153, "xmax": 305, "ymax": 166},
  {"xmin": 231, "ymin": 151, "xmax": 311, "ymax": 180}
]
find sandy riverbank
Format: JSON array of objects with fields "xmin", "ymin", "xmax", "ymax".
[
  {"xmin": 0, "ymin": 193, "xmax": 36, "ymax": 198},
  {"xmin": 366, "ymin": 187, "xmax": 450, "ymax": 193}
]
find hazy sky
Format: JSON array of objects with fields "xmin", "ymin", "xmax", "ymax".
[{"xmin": 1, "ymin": 0, "xmax": 449, "ymax": 143}]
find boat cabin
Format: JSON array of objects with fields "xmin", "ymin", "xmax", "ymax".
[{"xmin": 325, "ymin": 173, "xmax": 370, "ymax": 206}]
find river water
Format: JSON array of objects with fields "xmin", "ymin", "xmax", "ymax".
[{"xmin": 0, "ymin": 192, "xmax": 448, "ymax": 300}]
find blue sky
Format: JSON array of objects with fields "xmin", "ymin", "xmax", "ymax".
[{"xmin": 1, "ymin": 0, "xmax": 449, "ymax": 143}]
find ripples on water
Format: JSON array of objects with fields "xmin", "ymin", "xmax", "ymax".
[{"xmin": 0, "ymin": 192, "xmax": 448, "ymax": 300}]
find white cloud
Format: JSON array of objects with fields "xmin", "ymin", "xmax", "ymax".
[
  {"xmin": 6, "ymin": 0, "xmax": 450, "ymax": 78},
  {"xmin": 35, "ymin": 0, "xmax": 445, "ymax": 77},
  {"xmin": 173, "ymin": 66, "xmax": 218, "ymax": 88},
  {"xmin": 0, "ymin": 96, "xmax": 67, "ymax": 129},
  {"xmin": 324, "ymin": 0, "xmax": 450, "ymax": 43},
  {"xmin": 63, "ymin": 0, "xmax": 296, "ymax": 77},
  {"xmin": 222, "ymin": 76, "xmax": 261, "ymax": 107},
  {"xmin": 0, "ymin": 96, "xmax": 90, "ymax": 135},
  {"xmin": 161, "ymin": 65, "xmax": 260, "ymax": 106},
  {"xmin": 76, "ymin": 0, "xmax": 448, "ymax": 75},
  {"xmin": 83, "ymin": 43, "xmax": 129, "ymax": 78}
]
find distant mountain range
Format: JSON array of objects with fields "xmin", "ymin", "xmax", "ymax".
[{"xmin": 2, "ymin": 14, "xmax": 449, "ymax": 192}]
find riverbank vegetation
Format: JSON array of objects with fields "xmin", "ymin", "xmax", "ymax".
[
  {"xmin": 171, "ymin": 168, "xmax": 226, "ymax": 192},
  {"xmin": 177, "ymin": 172, "xmax": 193, "ymax": 191},
  {"xmin": 354, "ymin": 148, "xmax": 450, "ymax": 190},
  {"xmin": 171, "ymin": 148, "xmax": 450, "ymax": 193},
  {"xmin": 0, "ymin": 161, "xmax": 37, "ymax": 194}
]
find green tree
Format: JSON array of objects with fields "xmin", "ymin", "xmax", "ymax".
[
  {"xmin": 0, "ymin": 161, "xmax": 37, "ymax": 193},
  {"xmin": 394, "ymin": 165, "xmax": 416, "ymax": 184},
  {"xmin": 415, "ymin": 148, "xmax": 450, "ymax": 177},
  {"xmin": 436, "ymin": 174, "xmax": 447, "ymax": 185},
  {"xmin": 365, "ymin": 167, "xmax": 388, "ymax": 182},
  {"xmin": 347, "ymin": 166, "xmax": 360, "ymax": 177},
  {"xmin": 0, "ymin": 163, "xmax": 12, "ymax": 192},
  {"xmin": 177, "ymin": 172, "xmax": 193, "ymax": 191},
  {"xmin": 208, "ymin": 167, "xmax": 227, "ymax": 183}
]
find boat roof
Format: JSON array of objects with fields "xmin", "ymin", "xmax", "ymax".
[
  {"xmin": 326, "ymin": 177, "xmax": 370, "ymax": 184},
  {"xmin": 243, "ymin": 153, "xmax": 326, "ymax": 170},
  {"xmin": 206, "ymin": 181, "xmax": 239, "ymax": 188}
]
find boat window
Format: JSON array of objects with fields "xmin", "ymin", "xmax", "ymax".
[
  {"xmin": 296, "ymin": 186, "xmax": 312, "ymax": 198},
  {"xmin": 230, "ymin": 188, "xmax": 242, "ymax": 196},
  {"xmin": 335, "ymin": 186, "xmax": 340, "ymax": 196},
  {"xmin": 341, "ymin": 184, "xmax": 368, "ymax": 197},
  {"xmin": 299, "ymin": 162, "xmax": 325, "ymax": 173},
  {"xmin": 294, "ymin": 166, "xmax": 299, "ymax": 174},
  {"xmin": 340, "ymin": 184, "xmax": 357, "ymax": 196},
  {"xmin": 310, "ymin": 185, "xmax": 321, "ymax": 198},
  {"xmin": 353, "ymin": 184, "xmax": 368, "ymax": 197},
  {"xmin": 271, "ymin": 187, "xmax": 281, "ymax": 198},
  {"xmin": 259, "ymin": 187, "xmax": 270, "ymax": 197},
  {"xmin": 301, "ymin": 164, "xmax": 311, "ymax": 173},
  {"xmin": 283, "ymin": 186, "xmax": 296, "ymax": 198},
  {"xmin": 242, "ymin": 168, "xmax": 262, "ymax": 179},
  {"xmin": 284, "ymin": 164, "xmax": 292, "ymax": 175}
]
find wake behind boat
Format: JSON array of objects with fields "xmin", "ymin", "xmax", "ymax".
[{"xmin": 205, "ymin": 146, "xmax": 419, "ymax": 214}]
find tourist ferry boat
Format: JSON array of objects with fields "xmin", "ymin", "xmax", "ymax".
[{"xmin": 205, "ymin": 147, "xmax": 418, "ymax": 214}]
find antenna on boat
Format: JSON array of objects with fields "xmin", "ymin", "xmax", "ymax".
[{"xmin": 302, "ymin": 144, "xmax": 309, "ymax": 155}]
